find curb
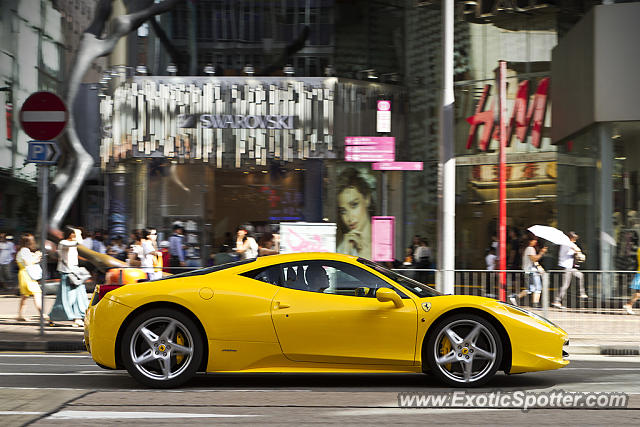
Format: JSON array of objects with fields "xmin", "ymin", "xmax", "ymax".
[
  {"xmin": 569, "ymin": 344, "xmax": 640, "ymax": 356},
  {"xmin": 0, "ymin": 340, "xmax": 86, "ymax": 352}
]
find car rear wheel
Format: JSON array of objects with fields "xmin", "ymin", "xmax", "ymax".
[
  {"xmin": 425, "ymin": 314, "xmax": 502, "ymax": 387},
  {"xmin": 121, "ymin": 308, "xmax": 203, "ymax": 388}
]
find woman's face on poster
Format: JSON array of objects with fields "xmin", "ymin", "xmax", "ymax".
[{"xmin": 338, "ymin": 186, "xmax": 371, "ymax": 233}]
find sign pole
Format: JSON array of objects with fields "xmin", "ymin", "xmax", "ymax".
[
  {"xmin": 437, "ymin": 0, "xmax": 455, "ymax": 295},
  {"xmin": 498, "ymin": 60, "xmax": 507, "ymax": 302},
  {"xmin": 38, "ymin": 165, "xmax": 49, "ymax": 335}
]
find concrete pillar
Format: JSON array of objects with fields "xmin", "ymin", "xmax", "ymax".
[
  {"xmin": 134, "ymin": 161, "xmax": 148, "ymax": 229},
  {"xmin": 598, "ymin": 124, "xmax": 614, "ymax": 296}
]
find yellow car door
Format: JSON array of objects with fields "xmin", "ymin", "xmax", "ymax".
[{"xmin": 270, "ymin": 261, "xmax": 418, "ymax": 366}]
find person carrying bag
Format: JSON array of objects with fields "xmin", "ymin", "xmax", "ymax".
[{"xmin": 48, "ymin": 228, "xmax": 89, "ymax": 327}]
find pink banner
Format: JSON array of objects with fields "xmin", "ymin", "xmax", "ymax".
[
  {"xmin": 371, "ymin": 216, "xmax": 395, "ymax": 262},
  {"xmin": 372, "ymin": 161, "xmax": 424, "ymax": 171},
  {"xmin": 345, "ymin": 137, "xmax": 395, "ymax": 162},
  {"xmin": 345, "ymin": 136, "xmax": 395, "ymax": 146}
]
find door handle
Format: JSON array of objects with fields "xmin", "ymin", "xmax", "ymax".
[{"xmin": 274, "ymin": 301, "xmax": 290, "ymax": 309}]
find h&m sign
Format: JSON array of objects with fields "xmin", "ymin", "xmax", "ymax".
[{"xmin": 466, "ymin": 78, "xmax": 549, "ymax": 151}]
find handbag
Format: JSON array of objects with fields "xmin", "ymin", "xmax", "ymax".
[
  {"xmin": 25, "ymin": 264, "xmax": 42, "ymax": 281},
  {"xmin": 67, "ymin": 266, "xmax": 91, "ymax": 286},
  {"xmin": 62, "ymin": 260, "xmax": 91, "ymax": 286}
]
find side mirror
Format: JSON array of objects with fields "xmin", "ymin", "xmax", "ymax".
[
  {"xmin": 355, "ymin": 287, "xmax": 371, "ymax": 297},
  {"xmin": 376, "ymin": 287, "xmax": 404, "ymax": 308}
]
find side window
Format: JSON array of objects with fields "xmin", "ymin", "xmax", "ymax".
[
  {"xmin": 241, "ymin": 266, "xmax": 281, "ymax": 286},
  {"xmin": 278, "ymin": 261, "xmax": 409, "ymax": 298}
]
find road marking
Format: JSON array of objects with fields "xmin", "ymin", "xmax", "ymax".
[
  {"xmin": 0, "ymin": 354, "xmax": 90, "ymax": 358},
  {"xmin": 0, "ymin": 411, "xmax": 45, "ymax": 415},
  {"xmin": 0, "ymin": 363, "xmax": 97, "ymax": 367},
  {"xmin": 562, "ymin": 367, "xmax": 640, "ymax": 371},
  {"xmin": 0, "ymin": 372, "xmax": 126, "ymax": 376},
  {"xmin": 333, "ymin": 408, "xmax": 518, "ymax": 416},
  {"xmin": 48, "ymin": 411, "xmax": 260, "ymax": 420}
]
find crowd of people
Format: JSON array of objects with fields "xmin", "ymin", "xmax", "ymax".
[{"xmin": 2, "ymin": 222, "xmax": 639, "ymax": 318}]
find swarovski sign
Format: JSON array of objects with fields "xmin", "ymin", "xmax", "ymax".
[{"xmin": 178, "ymin": 114, "xmax": 296, "ymax": 130}]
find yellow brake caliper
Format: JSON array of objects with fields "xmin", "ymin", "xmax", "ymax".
[
  {"xmin": 175, "ymin": 332, "xmax": 185, "ymax": 365},
  {"xmin": 440, "ymin": 336, "xmax": 452, "ymax": 371}
]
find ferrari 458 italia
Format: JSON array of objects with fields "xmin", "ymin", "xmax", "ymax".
[{"xmin": 84, "ymin": 253, "xmax": 569, "ymax": 388}]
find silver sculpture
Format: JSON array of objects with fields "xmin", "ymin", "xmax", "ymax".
[
  {"xmin": 51, "ymin": 0, "xmax": 182, "ymax": 232},
  {"xmin": 48, "ymin": 0, "xmax": 182, "ymax": 271}
]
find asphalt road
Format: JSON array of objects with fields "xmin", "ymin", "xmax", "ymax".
[{"xmin": 1, "ymin": 353, "xmax": 639, "ymax": 426}]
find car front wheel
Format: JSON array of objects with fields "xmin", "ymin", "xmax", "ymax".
[
  {"xmin": 425, "ymin": 314, "xmax": 502, "ymax": 387},
  {"xmin": 121, "ymin": 308, "xmax": 203, "ymax": 388}
]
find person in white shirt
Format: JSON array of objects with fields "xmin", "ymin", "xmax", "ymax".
[
  {"xmin": 49, "ymin": 228, "xmax": 87, "ymax": 327},
  {"xmin": 235, "ymin": 226, "xmax": 258, "ymax": 260},
  {"xmin": 510, "ymin": 237, "xmax": 547, "ymax": 308},
  {"xmin": 552, "ymin": 231, "xmax": 587, "ymax": 308},
  {"xmin": 485, "ymin": 247, "xmax": 497, "ymax": 270},
  {"xmin": 141, "ymin": 228, "xmax": 161, "ymax": 280}
]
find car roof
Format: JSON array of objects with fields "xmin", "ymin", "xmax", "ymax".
[{"xmin": 157, "ymin": 253, "xmax": 361, "ymax": 281}]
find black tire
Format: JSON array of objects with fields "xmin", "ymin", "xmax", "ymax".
[
  {"xmin": 121, "ymin": 308, "xmax": 203, "ymax": 388},
  {"xmin": 425, "ymin": 313, "xmax": 503, "ymax": 387}
]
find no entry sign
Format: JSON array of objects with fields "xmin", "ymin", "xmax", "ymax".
[{"xmin": 19, "ymin": 92, "xmax": 68, "ymax": 140}]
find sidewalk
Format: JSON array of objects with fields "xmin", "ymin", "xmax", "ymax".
[
  {"xmin": 0, "ymin": 291, "xmax": 639, "ymax": 355},
  {"xmin": 0, "ymin": 292, "xmax": 86, "ymax": 352}
]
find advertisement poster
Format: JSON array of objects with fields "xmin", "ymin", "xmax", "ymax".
[
  {"xmin": 335, "ymin": 165, "xmax": 378, "ymax": 259},
  {"xmin": 371, "ymin": 216, "xmax": 395, "ymax": 262},
  {"xmin": 279, "ymin": 222, "xmax": 337, "ymax": 254}
]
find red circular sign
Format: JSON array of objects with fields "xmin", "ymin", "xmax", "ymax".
[{"xmin": 19, "ymin": 91, "xmax": 68, "ymax": 140}]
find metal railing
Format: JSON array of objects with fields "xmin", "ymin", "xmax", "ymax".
[
  {"xmin": 84, "ymin": 265, "xmax": 640, "ymax": 338},
  {"xmin": 394, "ymin": 268, "xmax": 640, "ymax": 338}
]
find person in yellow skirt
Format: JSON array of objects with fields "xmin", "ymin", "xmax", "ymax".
[{"xmin": 15, "ymin": 233, "xmax": 43, "ymax": 321}]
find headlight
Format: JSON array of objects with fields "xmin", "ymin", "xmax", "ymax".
[{"xmin": 497, "ymin": 301, "xmax": 560, "ymax": 329}]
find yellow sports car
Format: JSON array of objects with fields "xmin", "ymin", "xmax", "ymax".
[{"xmin": 84, "ymin": 253, "xmax": 569, "ymax": 388}]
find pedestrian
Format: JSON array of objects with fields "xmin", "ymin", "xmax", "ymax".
[
  {"xmin": 214, "ymin": 244, "xmax": 235, "ymax": 265},
  {"xmin": 510, "ymin": 237, "xmax": 547, "ymax": 308},
  {"xmin": 235, "ymin": 225, "xmax": 258, "ymax": 259},
  {"xmin": 81, "ymin": 228, "xmax": 93, "ymax": 250},
  {"xmin": 553, "ymin": 231, "xmax": 587, "ymax": 308},
  {"xmin": 414, "ymin": 238, "xmax": 432, "ymax": 283},
  {"xmin": 127, "ymin": 230, "xmax": 143, "ymax": 267},
  {"xmin": 159, "ymin": 240, "xmax": 171, "ymax": 273},
  {"xmin": 507, "ymin": 228, "xmax": 521, "ymax": 270},
  {"xmin": 623, "ymin": 235, "xmax": 640, "ymax": 315},
  {"xmin": 49, "ymin": 228, "xmax": 87, "ymax": 327},
  {"xmin": 142, "ymin": 228, "xmax": 162, "ymax": 280},
  {"xmin": 258, "ymin": 232, "xmax": 280, "ymax": 256},
  {"xmin": 15, "ymin": 233, "xmax": 43, "ymax": 321},
  {"xmin": 485, "ymin": 247, "xmax": 497, "ymax": 270},
  {"xmin": 106, "ymin": 235, "xmax": 127, "ymax": 261},
  {"xmin": 92, "ymin": 230, "xmax": 106, "ymax": 254},
  {"xmin": 168, "ymin": 224, "xmax": 186, "ymax": 274},
  {"xmin": 0, "ymin": 232, "xmax": 17, "ymax": 290}
]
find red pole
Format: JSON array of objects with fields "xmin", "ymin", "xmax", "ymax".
[{"xmin": 498, "ymin": 61, "xmax": 507, "ymax": 301}]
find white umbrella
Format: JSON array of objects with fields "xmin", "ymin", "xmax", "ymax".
[{"xmin": 527, "ymin": 225, "xmax": 573, "ymax": 246}]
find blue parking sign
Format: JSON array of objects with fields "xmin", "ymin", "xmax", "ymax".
[{"xmin": 27, "ymin": 141, "xmax": 60, "ymax": 164}]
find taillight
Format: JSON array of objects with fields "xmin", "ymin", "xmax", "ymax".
[{"xmin": 91, "ymin": 284, "xmax": 123, "ymax": 306}]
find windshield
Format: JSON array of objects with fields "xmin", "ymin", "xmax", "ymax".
[{"xmin": 357, "ymin": 258, "xmax": 441, "ymax": 298}]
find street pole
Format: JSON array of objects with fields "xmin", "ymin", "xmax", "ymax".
[
  {"xmin": 382, "ymin": 171, "xmax": 388, "ymax": 216},
  {"xmin": 497, "ymin": 61, "xmax": 507, "ymax": 302},
  {"xmin": 437, "ymin": 0, "xmax": 455, "ymax": 295},
  {"xmin": 38, "ymin": 165, "xmax": 49, "ymax": 336}
]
